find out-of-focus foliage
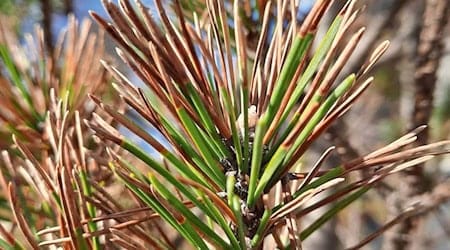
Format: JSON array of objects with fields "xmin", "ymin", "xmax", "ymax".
[{"xmin": 0, "ymin": 14, "xmax": 122, "ymax": 249}]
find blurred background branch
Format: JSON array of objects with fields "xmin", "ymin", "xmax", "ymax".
[{"xmin": 389, "ymin": 0, "xmax": 450, "ymax": 249}]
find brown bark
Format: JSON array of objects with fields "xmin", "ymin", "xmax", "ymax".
[
  {"xmin": 41, "ymin": 0, "xmax": 53, "ymax": 52},
  {"xmin": 64, "ymin": 0, "xmax": 74, "ymax": 15}
]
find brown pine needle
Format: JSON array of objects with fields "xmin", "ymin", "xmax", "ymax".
[{"xmin": 8, "ymin": 183, "xmax": 40, "ymax": 249}]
